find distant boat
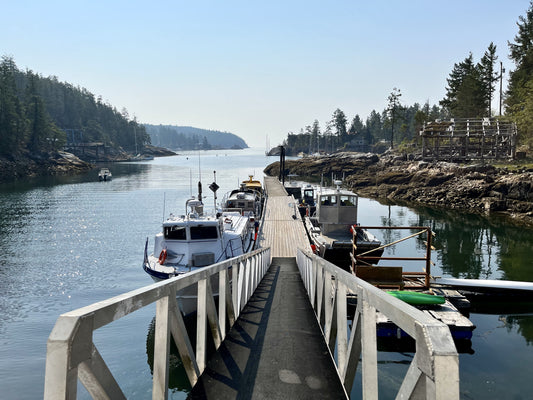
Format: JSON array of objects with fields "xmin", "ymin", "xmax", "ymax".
[
  {"xmin": 98, "ymin": 168, "xmax": 112, "ymax": 182},
  {"xmin": 130, "ymin": 154, "xmax": 154, "ymax": 161}
]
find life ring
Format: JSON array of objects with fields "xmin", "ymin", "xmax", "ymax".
[{"xmin": 158, "ymin": 249, "xmax": 168, "ymax": 265}]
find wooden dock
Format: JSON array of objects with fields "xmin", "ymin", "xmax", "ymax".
[
  {"xmin": 189, "ymin": 177, "xmax": 347, "ymax": 399},
  {"xmin": 44, "ymin": 176, "xmax": 462, "ymax": 399},
  {"xmin": 258, "ymin": 177, "xmax": 311, "ymax": 257}
]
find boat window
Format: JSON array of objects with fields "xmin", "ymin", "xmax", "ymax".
[
  {"xmin": 320, "ymin": 195, "xmax": 337, "ymax": 206},
  {"xmin": 190, "ymin": 226, "xmax": 218, "ymax": 240},
  {"xmin": 164, "ymin": 226, "xmax": 187, "ymax": 240},
  {"xmin": 340, "ymin": 195, "xmax": 357, "ymax": 206}
]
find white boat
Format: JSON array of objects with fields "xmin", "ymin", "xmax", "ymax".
[
  {"xmin": 143, "ymin": 182, "xmax": 261, "ymax": 315},
  {"xmin": 303, "ymin": 180, "xmax": 383, "ymax": 270},
  {"xmin": 221, "ymin": 176, "xmax": 265, "ymax": 220},
  {"xmin": 98, "ymin": 168, "xmax": 112, "ymax": 181}
]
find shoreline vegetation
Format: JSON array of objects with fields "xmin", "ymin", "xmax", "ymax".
[{"xmin": 263, "ymin": 152, "xmax": 533, "ymax": 227}]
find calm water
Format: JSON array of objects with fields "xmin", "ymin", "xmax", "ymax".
[{"xmin": 0, "ymin": 148, "xmax": 531, "ymax": 399}]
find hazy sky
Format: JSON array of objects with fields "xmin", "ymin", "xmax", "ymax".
[{"xmin": 2, "ymin": 1, "xmax": 530, "ymax": 147}]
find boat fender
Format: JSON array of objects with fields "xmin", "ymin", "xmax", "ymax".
[
  {"xmin": 158, "ymin": 249, "xmax": 168, "ymax": 265},
  {"xmin": 311, "ymin": 244, "xmax": 317, "ymax": 253}
]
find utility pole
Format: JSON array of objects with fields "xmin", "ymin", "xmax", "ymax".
[{"xmin": 499, "ymin": 61, "xmax": 505, "ymax": 116}]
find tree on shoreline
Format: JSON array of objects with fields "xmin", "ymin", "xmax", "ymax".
[
  {"xmin": 439, "ymin": 44, "xmax": 498, "ymax": 119},
  {"xmin": 507, "ymin": 1, "xmax": 533, "ymax": 148}
]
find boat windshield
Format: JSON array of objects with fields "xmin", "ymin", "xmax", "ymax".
[
  {"xmin": 190, "ymin": 226, "xmax": 218, "ymax": 240},
  {"xmin": 164, "ymin": 225, "xmax": 187, "ymax": 240},
  {"xmin": 340, "ymin": 195, "xmax": 357, "ymax": 206},
  {"xmin": 320, "ymin": 195, "xmax": 337, "ymax": 206}
]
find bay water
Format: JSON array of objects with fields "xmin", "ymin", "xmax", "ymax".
[{"xmin": 0, "ymin": 148, "xmax": 531, "ymax": 399}]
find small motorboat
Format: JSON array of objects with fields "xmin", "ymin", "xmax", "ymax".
[
  {"xmin": 98, "ymin": 168, "xmax": 112, "ymax": 181},
  {"xmin": 303, "ymin": 180, "xmax": 383, "ymax": 270}
]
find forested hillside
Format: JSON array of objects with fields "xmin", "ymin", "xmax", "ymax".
[
  {"xmin": 145, "ymin": 124, "xmax": 248, "ymax": 150},
  {"xmin": 0, "ymin": 56, "xmax": 149, "ymax": 159}
]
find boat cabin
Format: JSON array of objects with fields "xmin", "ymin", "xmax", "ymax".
[
  {"xmin": 163, "ymin": 221, "xmax": 220, "ymax": 241},
  {"xmin": 224, "ymin": 192, "xmax": 257, "ymax": 215},
  {"xmin": 317, "ymin": 190, "xmax": 358, "ymax": 234},
  {"xmin": 242, "ymin": 175, "xmax": 263, "ymax": 194}
]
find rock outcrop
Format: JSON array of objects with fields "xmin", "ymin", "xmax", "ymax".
[
  {"xmin": 264, "ymin": 153, "xmax": 533, "ymax": 226},
  {"xmin": 0, "ymin": 151, "xmax": 93, "ymax": 182}
]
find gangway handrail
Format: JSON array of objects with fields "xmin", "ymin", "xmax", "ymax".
[
  {"xmin": 296, "ymin": 248, "xmax": 459, "ymax": 399},
  {"xmin": 44, "ymin": 247, "xmax": 271, "ymax": 400}
]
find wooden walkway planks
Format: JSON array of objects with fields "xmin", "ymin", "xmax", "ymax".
[
  {"xmin": 188, "ymin": 258, "xmax": 348, "ymax": 399},
  {"xmin": 259, "ymin": 177, "xmax": 311, "ymax": 257}
]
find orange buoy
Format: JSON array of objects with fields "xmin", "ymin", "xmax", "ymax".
[{"xmin": 158, "ymin": 249, "xmax": 168, "ymax": 265}]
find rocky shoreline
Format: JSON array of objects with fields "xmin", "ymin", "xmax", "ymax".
[
  {"xmin": 263, "ymin": 152, "xmax": 533, "ymax": 227},
  {"xmin": 0, "ymin": 145, "xmax": 177, "ymax": 184},
  {"xmin": 0, "ymin": 151, "xmax": 93, "ymax": 183}
]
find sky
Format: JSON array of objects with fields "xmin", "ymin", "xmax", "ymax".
[{"xmin": 1, "ymin": 0, "xmax": 531, "ymax": 148}]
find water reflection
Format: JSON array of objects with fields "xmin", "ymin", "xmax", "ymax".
[
  {"xmin": 145, "ymin": 317, "xmax": 192, "ymax": 394},
  {"xmin": 377, "ymin": 203, "xmax": 533, "ymax": 283}
]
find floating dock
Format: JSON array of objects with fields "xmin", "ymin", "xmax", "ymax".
[{"xmin": 189, "ymin": 177, "xmax": 347, "ymax": 399}]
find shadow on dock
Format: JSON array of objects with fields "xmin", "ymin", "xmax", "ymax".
[{"xmin": 188, "ymin": 257, "xmax": 347, "ymax": 399}]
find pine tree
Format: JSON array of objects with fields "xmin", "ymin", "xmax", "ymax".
[
  {"xmin": 507, "ymin": 1, "xmax": 533, "ymax": 109},
  {"xmin": 479, "ymin": 42, "xmax": 499, "ymax": 116},
  {"xmin": 386, "ymin": 88, "xmax": 402, "ymax": 148},
  {"xmin": 440, "ymin": 53, "xmax": 485, "ymax": 118},
  {"xmin": 0, "ymin": 56, "xmax": 28, "ymax": 156}
]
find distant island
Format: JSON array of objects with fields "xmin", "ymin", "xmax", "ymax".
[{"xmin": 145, "ymin": 124, "xmax": 248, "ymax": 151}]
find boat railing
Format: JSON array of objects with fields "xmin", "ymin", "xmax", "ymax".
[
  {"xmin": 44, "ymin": 247, "xmax": 271, "ymax": 400},
  {"xmin": 351, "ymin": 226, "xmax": 434, "ymax": 289},
  {"xmin": 296, "ymin": 248, "xmax": 459, "ymax": 399}
]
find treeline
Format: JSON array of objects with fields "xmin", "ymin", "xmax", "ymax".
[
  {"xmin": 145, "ymin": 124, "xmax": 248, "ymax": 150},
  {"xmin": 283, "ymin": 2, "xmax": 533, "ymax": 155},
  {"xmin": 283, "ymin": 102, "xmax": 447, "ymax": 155},
  {"xmin": 147, "ymin": 125, "xmax": 212, "ymax": 150},
  {"xmin": 0, "ymin": 56, "xmax": 149, "ymax": 159}
]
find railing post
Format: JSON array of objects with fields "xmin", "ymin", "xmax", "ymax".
[
  {"xmin": 361, "ymin": 296, "xmax": 378, "ymax": 400},
  {"xmin": 153, "ymin": 293, "xmax": 171, "ymax": 400},
  {"xmin": 197, "ymin": 278, "xmax": 208, "ymax": 373},
  {"xmin": 44, "ymin": 316, "xmax": 84, "ymax": 400},
  {"xmin": 336, "ymin": 281, "xmax": 348, "ymax": 375}
]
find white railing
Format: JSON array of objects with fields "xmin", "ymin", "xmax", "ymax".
[
  {"xmin": 296, "ymin": 248, "xmax": 459, "ymax": 400},
  {"xmin": 44, "ymin": 247, "xmax": 271, "ymax": 400}
]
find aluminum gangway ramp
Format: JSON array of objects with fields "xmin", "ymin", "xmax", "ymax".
[{"xmin": 188, "ymin": 257, "xmax": 347, "ymax": 399}]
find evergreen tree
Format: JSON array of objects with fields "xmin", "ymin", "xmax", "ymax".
[
  {"xmin": 507, "ymin": 1, "xmax": 533, "ymax": 147},
  {"xmin": 386, "ymin": 87, "xmax": 402, "ymax": 148},
  {"xmin": 311, "ymin": 119, "xmax": 321, "ymax": 153},
  {"xmin": 0, "ymin": 56, "xmax": 28, "ymax": 156},
  {"xmin": 479, "ymin": 42, "xmax": 499, "ymax": 116},
  {"xmin": 507, "ymin": 1, "xmax": 533, "ymax": 109},
  {"xmin": 366, "ymin": 110, "xmax": 383, "ymax": 143},
  {"xmin": 440, "ymin": 53, "xmax": 485, "ymax": 118},
  {"xmin": 348, "ymin": 114, "xmax": 364, "ymax": 135},
  {"xmin": 331, "ymin": 108, "xmax": 348, "ymax": 139}
]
